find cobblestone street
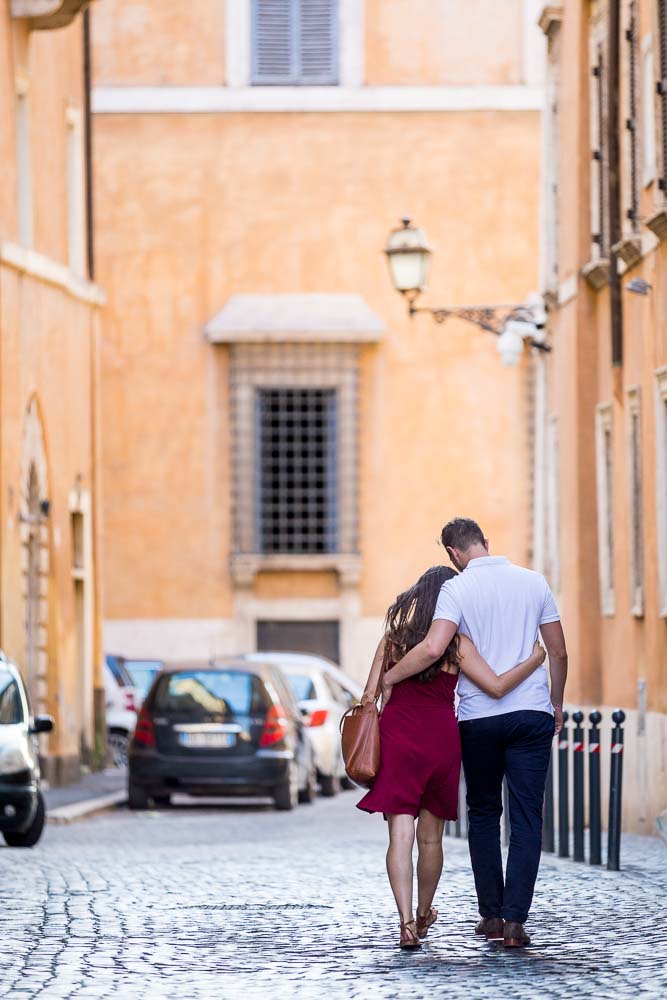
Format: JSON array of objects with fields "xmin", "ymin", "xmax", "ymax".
[{"xmin": 1, "ymin": 793, "xmax": 666, "ymax": 1000}]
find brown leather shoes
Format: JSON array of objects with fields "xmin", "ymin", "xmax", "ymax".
[
  {"xmin": 475, "ymin": 917, "xmax": 504, "ymax": 940},
  {"xmin": 503, "ymin": 921, "xmax": 531, "ymax": 947}
]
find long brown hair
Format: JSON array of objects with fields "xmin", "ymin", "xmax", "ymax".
[{"xmin": 384, "ymin": 566, "xmax": 460, "ymax": 682}]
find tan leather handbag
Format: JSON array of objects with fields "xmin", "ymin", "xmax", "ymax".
[{"xmin": 339, "ymin": 642, "xmax": 390, "ymax": 788}]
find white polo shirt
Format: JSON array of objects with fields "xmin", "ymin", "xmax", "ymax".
[{"xmin": 433, "ymin": 555, "xmax": 560, "ymax": 721}]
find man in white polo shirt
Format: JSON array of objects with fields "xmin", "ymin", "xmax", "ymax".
[{"xmin": 382, "ymin": 517, "xmax": 567, "ymax": 948}]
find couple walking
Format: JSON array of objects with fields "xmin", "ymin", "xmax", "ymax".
[{"xmin": 357, "ymin": 517, "xmax": 568, "ymax": 949}]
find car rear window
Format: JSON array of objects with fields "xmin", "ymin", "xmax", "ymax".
[
  {"xmin": 0, "ymin": 670, "xmax": 23, "ymax": 725},
  {"xmin": 155, "ymin": 671, "xmax": 268, "ymax": 719},
  {"xmin": 287, "ymin": 673, "xmax": 317, "ymax": 702}
]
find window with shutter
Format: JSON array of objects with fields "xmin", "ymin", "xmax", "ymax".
[
  {"xmin": 252, "ymin": 0, "xmax": 338, "ymax": 85},
  {"xmin": 624, "ymin": 2, "xmax": 639, "ymax": 227},
  {"xmin": 658, "ymin": 0, "xmax": 667, "ymax": 192},
  {"xmin": 591, "ymin": 43, "xmax": 609, "ymax": 256}
]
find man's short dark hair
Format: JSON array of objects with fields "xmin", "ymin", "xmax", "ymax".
[{"xmin": 441, "ymin": 517, "xmax": 485, "ymax": 552}]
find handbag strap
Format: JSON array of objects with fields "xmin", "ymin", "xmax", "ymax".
[{"xmin": 371, "ymin": 637, "xmax": 394, "ymax": 702}]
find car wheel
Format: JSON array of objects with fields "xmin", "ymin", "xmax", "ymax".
[
  {"xmin": 108, "ymin": 731, "xmax": 129, "ymax": 769},
  {"xmin": 274, "ymin": 762, "xmax": 299, "ymax": 811},
  {"xmin": 152, "ymin": 794, "xmax": 171, "ymax": 808},
  {"xmin": 128, "ymin": 781, "xmax": 149, "ymax": 810},
  {"xmin": 340, "ymin": 775, "xmax": 356, "ymax": 791},
  {"xmin": 3, "ymin": 791, "xmax": 45, "ymax": 848},
  {"xmin": 298, "ymin": 763, "xmax": 317, "ymax": 805},
  {"xmin": 319, "ymin": 773, "xmax": 340, "ymax": 797}
]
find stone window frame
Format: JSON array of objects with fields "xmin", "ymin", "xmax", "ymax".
[
  {"xmin": 229, "ymin": 343, "xmax": 361, "ymax": 587},
  {"xmin": 540, "ymin": 8, "xmax": 562, "ymax": 298},
  {"xmin": 654, "ymin": 366, "xmax": 667, "ymax": 616},
  {"xmin": 626, "ymin": 386, "xmax": 644, "ymax": 617},
  {"xmin": 583, "ymin": 3, "xmax": 611, "ymax": 290},
  {"xmin": 65, "ymin": 105, "xmax": 86, "ymax": 277},
  {"xmin": 546, "ymin": 413, "xmax": 561, "ymax": 601},
  {"xmin": 595, "ymin": 402, "xmax": 616, "ymax": 616},
  {"xmin": 15, "ymin": 74, "xmax": 33, "ymax": 249}
]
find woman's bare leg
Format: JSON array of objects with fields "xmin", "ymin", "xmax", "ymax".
[
  {"xmin": 416, "ymin": 809, "xmax": 445, "ymax": 918},
  {"xmin": 386, "ymin": 814, "xmax": 416, "ymax": 923}
]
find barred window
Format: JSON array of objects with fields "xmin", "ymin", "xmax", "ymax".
[
  {"xmin": 230, "ymin": 344, "xmax": 359, "ymax": 558},
  {"xmin": 252, "ymin": 0, "xmax": 338, "ymax": 85},
  {"xmin": 257, "ymin": 388, "xmax": 337, "ymax": 553}
]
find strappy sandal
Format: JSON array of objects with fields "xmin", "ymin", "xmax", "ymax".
[
  {"xmin": 399, "ymin": 919, "xmax": 421, "ymax": 950},
  {"xmin": 416, "ymin": 907, "xmax": 438, "ymax": 939}
]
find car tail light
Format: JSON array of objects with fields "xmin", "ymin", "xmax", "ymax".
[
  {"xmin": 308, "ymin": 709, "xmax": 329, "ymax": 727},
  {"xmin": 123, "ymin": 689, "xmax": 136, "ymax": 713},
  {"xmin": 133, "ymin": 706, "xmax": 155, "ymax": 748},
  {"xmin": 260, "ymin": 704, "xmax": 288, "ymax": 747}
]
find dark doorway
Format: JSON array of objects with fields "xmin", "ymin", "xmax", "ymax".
[{"xmin": 256, "ymin": 620, "xmax": 340, "ymax": 664}]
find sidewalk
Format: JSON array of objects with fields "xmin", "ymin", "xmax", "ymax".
[{"xmin": 43, "ymin": 767, "xmax": 127, "ymax": 823}]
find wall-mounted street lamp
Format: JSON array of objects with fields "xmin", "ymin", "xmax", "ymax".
[{"xmin": 384, "ymin": 218, "xmax": 551, "ymax": 366}]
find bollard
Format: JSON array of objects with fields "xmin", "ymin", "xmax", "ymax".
[
  {"xmin": 588, "ymin": 711, "xmax": 602, "ymax": 866},
  {"xmin": 607, "ymin": 709, "xmax": 625, "ymax": 871},
  {"xmin": 542, "ymin": 747, "xmax": 555, "ymax": 853},
  {"xmin": 558, "ymin": 711, "xmax": 570, "ymax": 857},
  {"xmin": 572, "ymin": 711, "xmax": 585, "ymax": 862}
]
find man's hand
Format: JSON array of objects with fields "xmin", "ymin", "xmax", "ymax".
[{"xmin": 552, "ymin": 703, "xmax": 563, "ymax": 736}]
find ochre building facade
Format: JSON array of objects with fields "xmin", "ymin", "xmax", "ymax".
[
  {"xmin": 92, "ymin": 2, "xmax": 546, "ymax": 681},
  {"xmin": 537, "ymin": 0, "xmax": 667, "ymax": 832},
  {"xmin": 0, "ymin": 0, "xmax": 105, "ymax": 783}
]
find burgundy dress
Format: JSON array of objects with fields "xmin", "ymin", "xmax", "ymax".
[{"xmin": 356, "ymin": 669, "xmax": 462, "ymax": 820}]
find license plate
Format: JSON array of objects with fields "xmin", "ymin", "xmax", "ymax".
[{"xmin": 178, "ymin": 732, "xmax": 236, "ymax": 749}]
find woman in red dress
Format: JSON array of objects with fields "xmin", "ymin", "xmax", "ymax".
[{"xmin": 357, "ymin": 566, "xmax": 546, "ymax": 949}]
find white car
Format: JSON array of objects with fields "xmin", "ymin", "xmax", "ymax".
[
  {"xmin": 104, "ymin": 656, "xmax": 140, "ymax": 767},
  {"xmin": 244, "ymin": 653, "xmax": 362, "ymax": 796}
]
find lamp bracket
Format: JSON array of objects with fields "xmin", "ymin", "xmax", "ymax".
[{"xmin": 407, "ymin": 298, "xmax": 551, "ymax": 351}]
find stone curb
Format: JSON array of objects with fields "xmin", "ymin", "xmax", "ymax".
[{"xmin": 46, "ymin": 790, "xmax": 127, "ymax": 824}]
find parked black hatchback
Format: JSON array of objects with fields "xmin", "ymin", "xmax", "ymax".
[
  {"xmin": 128, "ymin": 659, "xmax": 317, "ymax": 811},
  {"xmin": 0, "ymin": 654, "xmax": 54, "ymax": 847}
]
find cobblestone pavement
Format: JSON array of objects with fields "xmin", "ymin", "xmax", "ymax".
[{"xmin": 1, "ymin": 792, "xmax": 666, "ymax": 1000}]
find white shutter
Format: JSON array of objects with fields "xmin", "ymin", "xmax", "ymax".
[
  {"xmin": 252, "ymin": 0, "xmax": 338, "ymax": 85},
  {"xmin": 299, "ymin": 0, "xmax": 338, "ymax": 83},
  {"xmin": 252, "ymin": 0, "xmax": 295, "ymax": 84}
]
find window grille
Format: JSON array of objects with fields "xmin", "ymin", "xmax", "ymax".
[
  {"xmin": 658, "ymin": 0, "xmax": 667, "ymax": 192},
  {"xmin": 252, "ymin": 0, "xmax": 338, "ymax": 85},
  {"xmin": 230, "ymin": 344, "xmax": 359, "ymax": 557},
  {"xmin": 592, "ymin": 44, "xmax": 610, "ymax": 254},
  {"xmin": 257, "ymin": 388, "xmax": 337, "ymax": 553},
  {"xmin": 625, "ymin": 2, "xmax": 639, "ymax": 226}
]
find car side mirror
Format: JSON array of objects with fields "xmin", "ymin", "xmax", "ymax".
[{"xmin": 31, "ymin": 715, "xmax": 54, "ymax": 735}]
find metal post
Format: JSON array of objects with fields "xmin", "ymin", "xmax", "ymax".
[
  {"xmin": 558, "ymin": 710, "xmax": 569, "ymax": 858},
  {"xmin": 588, "ymin": 711, "xmax": 602, "ymax": 865},
  {"xmin": 607, "ymin": 709, "xmax": 626, "ymax": 871},
  {"xmin": 572, "ymin": 711, "xmax": 585, "ymax": 862},
  {"xmin": 542, "ymin": 746, "xmax": 555, "ymax": 853}
]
